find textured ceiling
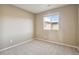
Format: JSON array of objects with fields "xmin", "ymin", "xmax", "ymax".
[{"xmin": 13, "ymin": 4, "xmax": 68, "ymax": 14}]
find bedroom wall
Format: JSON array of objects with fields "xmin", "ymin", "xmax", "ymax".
[
  {"xmin": 0, "ymin": 5, "xmax": 35, "ymax": 49},
  {"xmin": 35, "ymin": 5, "xmax": 77, "ymax": 47},
  {"xmin": 78, "ymin": 5, "xmax": 79, "ymax": 49},
  {"xmin": 0, "ymin": 5, "xmax": 3, "ymax": 49}
]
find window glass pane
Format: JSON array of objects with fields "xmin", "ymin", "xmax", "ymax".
[
  {"xmin": 52, "ymin": 24, "xmax": 59, "ymax": 30},
  {"xmin": 43, "ymin": 13, "xmax": 59, "ymax": 30},
  {"xmin": 43, "ymin": 17, "xmax": 51, "ymax": 22},
  {"xmin": 51, "ymin": 15, "xmax": 59, "ymax": 22}
]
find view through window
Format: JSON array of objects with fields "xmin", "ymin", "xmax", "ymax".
[{"xmin": 43, "ymin": 13, "xmax": 59, "ymax": 30}]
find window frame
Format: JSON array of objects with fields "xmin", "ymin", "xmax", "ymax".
[{"xmin": 43, "ymin": 12, "xmax": 60, "ymax": 31}]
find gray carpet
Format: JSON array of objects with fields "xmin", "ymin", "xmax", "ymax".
[{"xmin": 0, "ymin": 40, "xmax": 78, "ymax": 55}]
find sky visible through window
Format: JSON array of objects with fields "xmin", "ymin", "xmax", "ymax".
[{"xmin": 44, "ymin": 15, "xmax": 59, "ymax": 22}]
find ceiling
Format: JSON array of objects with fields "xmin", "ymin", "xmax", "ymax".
[{"xmin": 13, "ymin": 4, "xmax": 68, "ymax": 14}]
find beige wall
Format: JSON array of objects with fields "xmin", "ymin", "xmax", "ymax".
[
  {"xmin": 0, "ymin": 5, "xmax": 35, "ymax": 49},
  {"xmin": 78, "ymin": 5, "xmax": 79, "ymax": 48},
  {"xmin": 0, "ymin": 5, "xmax": 3, "ymax": 49},
  {"xmin": 35, "ymin": 5, "xmax": 77, "ymax": 46}
]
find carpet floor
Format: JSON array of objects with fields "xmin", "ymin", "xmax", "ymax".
[{"xmin": 0, "ymin": 40, "xmax": 78, "ymax": 55}]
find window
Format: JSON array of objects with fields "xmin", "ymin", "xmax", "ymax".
[{"xmin": 43, "ymin": 13, "xmax": 59, "ymax": 30}]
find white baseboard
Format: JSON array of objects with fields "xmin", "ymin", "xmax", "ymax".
[
  {"xmin": 35, "ymin": 38, "xmax": 78, "ymax": 49},
  {"xmin": 0, "ymin": 39, "xmax": 33, "ymax": 52}
]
